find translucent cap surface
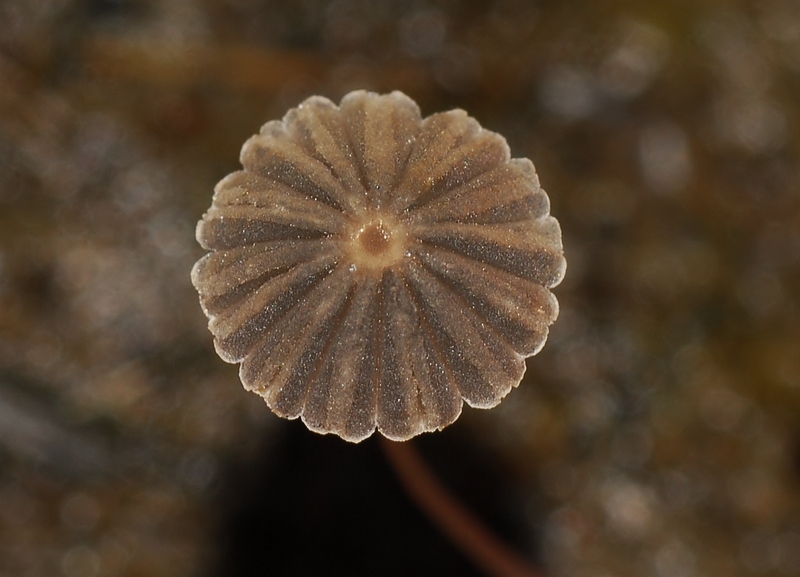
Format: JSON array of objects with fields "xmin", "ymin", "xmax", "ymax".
[{"xmin": 191, "ymin": 90, "xmax": 566, "ymax": 442}]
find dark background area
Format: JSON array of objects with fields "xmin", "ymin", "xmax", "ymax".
[{"xmin": 1, "ymin": 0, "xmax": 799, "ymax": 576}]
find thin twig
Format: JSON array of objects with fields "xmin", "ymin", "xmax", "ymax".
[{"xmin": 380, "ymin": 437, "xmax": 545, "ymax": 577}]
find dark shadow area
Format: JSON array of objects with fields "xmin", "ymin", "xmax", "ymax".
[{"xmin": 211, "ymin": 423, "xmax": 536, "ymax": 576}]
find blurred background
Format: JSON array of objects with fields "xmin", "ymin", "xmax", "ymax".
[{"xmin": 1, "ymin": 0, "xmax": 799, "ymax": 576}]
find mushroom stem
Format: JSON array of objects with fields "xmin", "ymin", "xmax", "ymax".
[{"xmin": 380, "ymin": 438, "xmax": 545, "ymax": 577}]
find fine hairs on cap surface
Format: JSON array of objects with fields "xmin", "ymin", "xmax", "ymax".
[{"xmin": 191, "ymin": 90, "xmax": 566, "ymax": 443}]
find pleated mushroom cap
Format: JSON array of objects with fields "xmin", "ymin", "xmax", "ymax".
[{"xmin": 191, "ymin": 90, "xmax": 566, "ymax": 442}]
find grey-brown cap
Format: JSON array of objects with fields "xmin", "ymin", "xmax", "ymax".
[{"xmin": 191, "ymin": 90, "xmax": 566, "ymax": 443}]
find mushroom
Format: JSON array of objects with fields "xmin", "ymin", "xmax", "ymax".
[{"xmin": 191, "ymin": 90, "xmax": 565, "ymax": 443}]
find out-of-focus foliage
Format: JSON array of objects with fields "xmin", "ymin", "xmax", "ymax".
[{"xmin": 0, "ymin": 1, "xmax": 798, "ymax": 576}]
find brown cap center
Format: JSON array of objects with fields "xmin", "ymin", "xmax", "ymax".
[
  {"xmin": 359, "ymin": 222, "xmax": 392, "ymax": 255},
  {"xmin": 346, "ymin": 216, "xmax": 409, "ymax": 274}
]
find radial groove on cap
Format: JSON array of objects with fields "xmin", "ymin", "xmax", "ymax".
[{"xmin": 192, "ymin": 89, "xmax": 566, "ymax": 442}]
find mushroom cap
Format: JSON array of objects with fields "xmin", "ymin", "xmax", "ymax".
[{"xmin": 191, "ymin": 90, "xmax": 566, "ymax": 443}]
